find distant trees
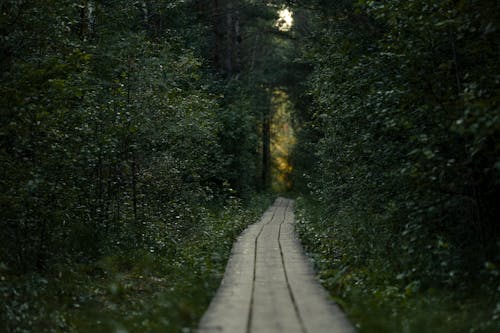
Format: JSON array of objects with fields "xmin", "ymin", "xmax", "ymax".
[{"xmin": 194, "ymin": 0, "xmax": 298, "ymax": 193}]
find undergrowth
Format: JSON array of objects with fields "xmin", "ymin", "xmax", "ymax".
[
  {"xmin": 0, "ymin": 194, "xmax": 273, "ymax": 333},
  {"xmin": 295, "ymin": 196, "xmax": 499, "ymax": 333}
]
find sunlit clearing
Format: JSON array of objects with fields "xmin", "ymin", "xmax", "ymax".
[
  {"xmin": 276, "ymin": 8, "xmax": 293, "ymax": 32},
  {"xmin": 271, "ymin": 90, "xmax": 296, "ymax": 192}
]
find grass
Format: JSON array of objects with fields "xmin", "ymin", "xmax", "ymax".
[
  {"xmin": 294, "ymin": 196, "xmax": 500, "ymax": 333},
  {"xmin": 0, "ymin": 194, "xmax": 273, "ymax": 333}
]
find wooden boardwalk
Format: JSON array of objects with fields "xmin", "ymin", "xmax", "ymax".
[{"xmin": 198, "ymin": 197, "xmax": 355, "ymax": 333}]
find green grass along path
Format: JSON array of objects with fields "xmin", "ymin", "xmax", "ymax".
[{"xmin": 198, "ymin": 197, "xmax": 355, "ymax": 333}]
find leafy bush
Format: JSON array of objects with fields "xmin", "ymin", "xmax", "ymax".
[
  {"xmin": 289, "ymin": 1, "xmax": 499, "ymax": 331},
  {"xmin": 295, "ymin": 197, "xmax": 499, "ymax": 333},
  {"xmin": 0, "ymin": 195, "xmax": 273, "ymax": 333}
]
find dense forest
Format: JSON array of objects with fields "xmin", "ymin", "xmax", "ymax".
[{"xmin": 1, "ymin": 0, "xmax": 499, "ymax": 332}]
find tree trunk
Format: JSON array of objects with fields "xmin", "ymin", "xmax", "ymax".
[
  {"xmin": 262, "ymin": 115, "xmax": 270, "ymax": 189},
  {"xmin": 208, "ymin": 0, "xmax": 241, "ymax": 77},
  {"xmin": 79, "ymin": 1, "xmax": 96, "ymax": 39}
]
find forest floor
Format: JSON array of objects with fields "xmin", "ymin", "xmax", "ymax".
[{"xmin": 198, "ymin": 197, "xmax": 354, "ymax": 333}]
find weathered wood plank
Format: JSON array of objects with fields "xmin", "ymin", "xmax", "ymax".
[{"xmin": 198, "ymin": 197, "xmax": 355, "ymax": 333}]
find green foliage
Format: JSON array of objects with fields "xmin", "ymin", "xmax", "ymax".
[
  {"xmin": 295, "ymin": 197, "xmax": 499, "ymax": 332},
  {"xmin": 0, "ymin": 0, "xmax": 243, "ymax": 272},
  {"xmin": 217, "ymin": 86, "xmax": 262, "ymax": 196},
  {"xmin": 289, "ymin": 0, "xmax": 500, "ymax": 331},
  {"xmin": 0, "ymin": 195, "xmax": 273, "ymax": 333},
  {"xmin": 292, "ymin": 0, "xmax": 499, "ymax": 284},
  {"xmin": 0, "ymin": 0, "xmax": 279, "ymax": 330}
]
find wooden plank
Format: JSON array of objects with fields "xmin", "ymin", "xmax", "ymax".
[{"xmin": 198, "ymin": 197, "xmax": 355, "ymax": 333}]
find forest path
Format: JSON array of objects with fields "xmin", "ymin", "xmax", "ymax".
[{"xmin": 198, "ymin": 197, "xmax": 355, "ymax": 333}]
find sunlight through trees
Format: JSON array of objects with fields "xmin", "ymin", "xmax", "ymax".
[{"xmin": 270, "ymin": 90, "xmax": 296, "ymax": 192}]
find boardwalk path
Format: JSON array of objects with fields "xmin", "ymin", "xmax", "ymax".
[{"xmin": 198, "ymin": 197, "xmax": 355, "ymax": 333}]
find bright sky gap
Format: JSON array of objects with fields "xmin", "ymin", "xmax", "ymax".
[{"xmin": 276, "ymin": 8, "xmax": 293, "ymax": 31}]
